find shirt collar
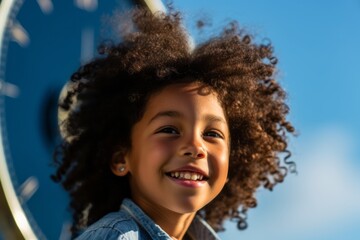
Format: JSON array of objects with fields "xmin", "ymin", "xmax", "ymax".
[{"xmin": 121, "ymin": 198, "xmax": 220, "ymax": 240}]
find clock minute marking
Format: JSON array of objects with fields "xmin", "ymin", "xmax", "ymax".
[
  {"xmin": 36, "ymin": 0, "xmax": 53, "ymax": 14},
  {"xmin": 0, "ymin": 80, "xmax": 20, "ymax": 98},
  {"xmin": 8, "ymin": 19, "xmax": 29, "ymax": 47},
  {"xmin": 18, "ymin": 176, "xmax": 39, "ymax": 203}
]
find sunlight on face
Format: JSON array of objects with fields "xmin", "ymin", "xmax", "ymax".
[{"xmin": 125, "ymin": 82, "xmax": 230, "ymax": 215}]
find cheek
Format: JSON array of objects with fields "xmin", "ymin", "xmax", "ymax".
[
  {"xmin": 220, "ymin": 146, "xmax": 230, "ymax": 174},
  {"xmin": 138, "ymin": 139, "xmax": 175, "ymax": 166},
  {"xmin": 209, "ymin": 146, "xmax": 229, "ymax": 181},
  {"xmin": 219, "ymin": 151, "xmax": 229, "ymax": 178}
]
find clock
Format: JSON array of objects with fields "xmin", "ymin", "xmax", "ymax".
[{"xmin": 0, "ymin": 0, "xmax": 165, "ymax": 239}]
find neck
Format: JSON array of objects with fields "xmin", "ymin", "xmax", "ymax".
[
  {"xmin": 134, "ymin": 198, "xmax": 196, "ymax": 240},
  {"xmin": 154, "ymin": 211, "xmax": 195, "ymax": 240}
]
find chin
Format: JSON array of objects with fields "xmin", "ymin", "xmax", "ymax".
[{"xmin": 170, "ymin": 196, "xmax": 209, "ymax": 214}]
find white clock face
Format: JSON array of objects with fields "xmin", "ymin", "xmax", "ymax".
[{"xmin": 0, "ymin": 1, "xmax": 166, "ymax": 239}]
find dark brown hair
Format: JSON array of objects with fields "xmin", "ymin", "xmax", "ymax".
[{"xmin": 52, "ymin": 8, "xmax": 295, "ymax": 234}]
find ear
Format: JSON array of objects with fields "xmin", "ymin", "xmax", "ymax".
[{"xmin": 110, "ymin": 150, "xmax": 130, "ymax": 177}]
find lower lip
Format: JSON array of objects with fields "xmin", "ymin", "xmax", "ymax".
[{"xmin": 167, "ymin": 176, "xmax": 207, "ymax": 188}]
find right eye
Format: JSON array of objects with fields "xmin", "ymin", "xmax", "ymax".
[{"xmin": 156, "ymin": 127, "xmax": 179, "ymax": 135}]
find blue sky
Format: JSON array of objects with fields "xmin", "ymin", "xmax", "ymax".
[{"xmin": 170, "ymin": 1, "xmax": 360, "ymax": 239}]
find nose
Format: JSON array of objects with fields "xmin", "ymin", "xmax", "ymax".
[{"xmin": 179, "ymin": 133, "xmax": 206, "ymax": 159}]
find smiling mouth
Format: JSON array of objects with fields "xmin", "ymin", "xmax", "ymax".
[{"xmin": 166, "ymin": 171, "xmax": 208, "ymax": 181}]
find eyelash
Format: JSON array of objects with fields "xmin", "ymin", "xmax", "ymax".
[
  {"xmin": 156, "ymin": 126, "xmax": 179, "ymax": 135},
  {"xmin": 156, "ymin": 127, "xmax": 224, "ymax": 139},
  {"xmin": 203, "ymin": 130, "xmax": 224, "ymax": 139}
]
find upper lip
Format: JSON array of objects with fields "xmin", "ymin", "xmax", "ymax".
[{"xmin": 167, "ymin": 165, "xmax": 209, "ymax": 178}]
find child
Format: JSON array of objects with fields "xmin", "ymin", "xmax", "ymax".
[{"xmin": 52, "ymin": 7, "xmax": 295, "ymax": 240}]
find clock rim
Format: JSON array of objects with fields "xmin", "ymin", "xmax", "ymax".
[{"xmin": 0, "ymin": 0, "xmax": 39, "ymax": 238}]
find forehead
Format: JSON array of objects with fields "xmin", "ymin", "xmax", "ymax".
[
  {"xmin": 137, "ymin": 83, "xmax": 229, "ymax": 130},
  {"xmin": 146, "ymin": 83, "xmax": 222, "ymax": 111},
  {"xmin": 164, "ymin": 82, "xmax": 213, "ymax": 94}
]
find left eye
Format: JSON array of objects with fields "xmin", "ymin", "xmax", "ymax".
[
  {"xmin": 203, "ymin": 131, "xmax": 223, "ymax": 138},
  {"xmin": 156, "ymin": 127, "xmax": 179, "ymax": 135}
]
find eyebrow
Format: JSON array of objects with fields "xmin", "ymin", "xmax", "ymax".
[
  {"xmin": 148, "ymin": 110, "xmax": 227, "ymax": 125},
  {"xmin": 202, "ymin": 114, "xmax": 227, "ymax": 125},
  {"xmin": 148, "ymin": 111, "xmax": 183, "ymax": 124}
]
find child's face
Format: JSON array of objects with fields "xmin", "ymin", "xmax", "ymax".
[{"xmin": 124, "ymin": 83, "xmax": 229, "ymax": 214}]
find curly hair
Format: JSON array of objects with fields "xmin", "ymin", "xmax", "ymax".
[{"xmin": 52, "ymin": 8, "xmax": 295, "ymax": 234}]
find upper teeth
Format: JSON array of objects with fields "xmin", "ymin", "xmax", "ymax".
[{"xmin": 170, "ymin": 171, "xmax": 204, "ymax": 181}]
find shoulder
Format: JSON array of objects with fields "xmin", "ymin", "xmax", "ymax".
[{"xmin": 75, "ymin": 211, "xmax": 140, "ymax": 240}]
